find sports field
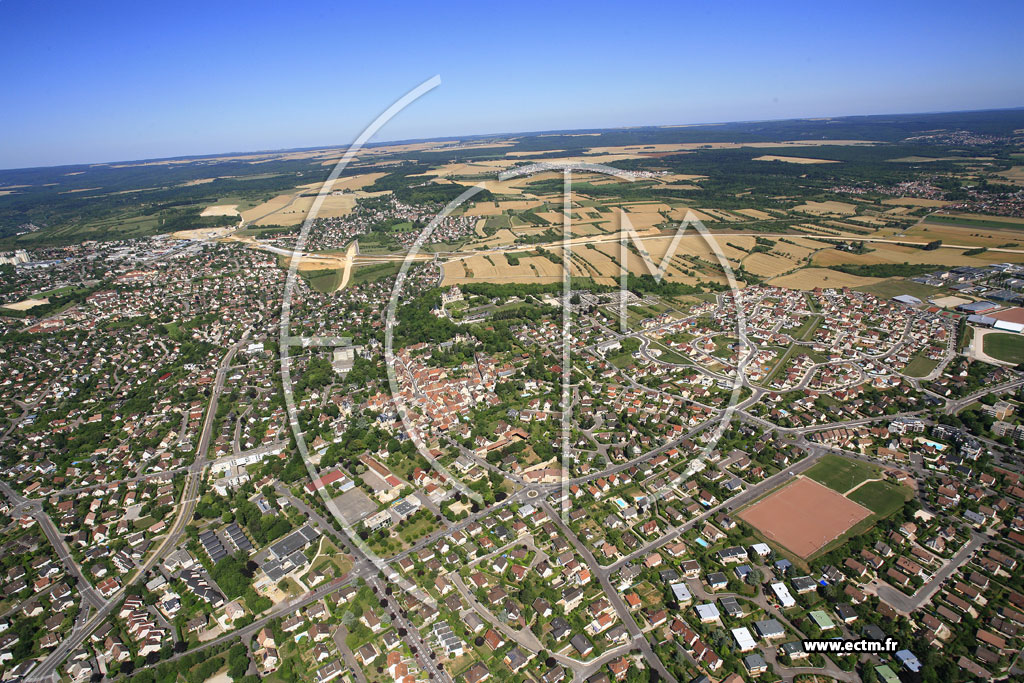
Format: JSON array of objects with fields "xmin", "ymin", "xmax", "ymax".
[
  {"xmin": 982, "ymin": 332, "xmax": 1024, "ymax": 364},
  {"xmin": 846, "ymin": 480, "xmax": 912, "ymax": 517},
  {"xmin": 803, "ymin": 454, "xmax": 879, "ymax": 493},
  {"xmin": 738, "ymin": 477, "xmax": 871, "ymax": 558}
]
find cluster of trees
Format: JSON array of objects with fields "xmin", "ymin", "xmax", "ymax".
[
  {"xmin": 830, "ymin": 262, "xmax": 936, "ymax": 277},
  {"xmin": 510, "ymin": 226, "xmax": 561, "ymax": 245},
  {"xmin": 394, "ymin": 289, "xmax": 459, "ymax": 346},
  {"xmin": 233, "ymin": 498, "xmax": 294, "ymax": 545},
  {"xmin": 297, "ymin": 356, "xmax": 334, "ymax": 393}
]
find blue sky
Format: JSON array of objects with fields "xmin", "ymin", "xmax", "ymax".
[{"xmin": 1, "ymin": 0, "xmax": 1022, "ymax": 169}]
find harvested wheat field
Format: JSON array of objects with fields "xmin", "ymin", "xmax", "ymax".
[
  {"xmin": 794, "ymin": 200, "xmax": 857, "ymax": 216},
  {"xmin": 243, "ymin": 191, "xmax": 366, "ymax": 226},
  {"xmin": 997, "ymin": 166, "xmax": 1024, "ymax": 185},
  {"xmin": 940, "ymin": 212, "xmax": 1024, "ymax": 225},
  {"xmin": 847, "ymin": 215, "xmax": 889, "ymax": 227},
  {"xmin": 470, "ymin": 229, "xmax": 520, "ymax": 249},
  {"xmin": 904, "ymin": 223, "xmax": 1024, "ymax": 248},
  {"xmin": 768, "ymin": 267, "xmax": 883, "ymax": 290},
  {"xmin": 330, "ymin": 172, "xmax": 389, "ymax": 191},
  {"xmin": 742, "ymin": 251, "xmax": 803, "ymax": 278},
  {"xmin": 465, "ymin": 199, "xmax": 545, "ymax": 216},
  {"xmin": 442, "ymin": 252, "xmax": 564, "ymax": 285},
  {"xmin": 659, "ymin": 173, "xmax": 708, "ymax": 183},
  {"xmin": 699, "ymin": 208, "xmax": 744, "ymax": 222},
  {"xmin": 739, "ymin": 477, "xmax": 871, "ymax": 558},
  {"xmin": 734, "ymin": 208, "xmax": 775, "ymax": 220},
  {"xmin": 773, "ymin": 237, "xmax": 822, "ymax": 261},
  {"xmin": 793, "ymin": 223, "xmax": 840, "ymax": 236},
  {"xmin": 591, "ymin": 243, "xmax": 703, "ymax": 285},
  {"xmin": 813, "ymin": 243, "xmax": 1023, "ymax": 268},
  {"xmin": 200, "ymin": 204, "xmax": 240, "ymax": 217},
  {"xmin": 666, "ymin": 207, "xmax": 718, "ymax": 224},
  {"xmin": 616, "ymin": 211, "xmax": 666, "ymax": 231}
]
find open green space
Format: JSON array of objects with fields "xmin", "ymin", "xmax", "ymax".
[
  {"xmin": 922, "ymin": 214, "xmax": 1024, "ymax": 231},
  {"xmin": 903, "ymin": 354, "xmax": 940, "ymax": 377},
  {"xmin": 350, "ymin": 261, "xmax": 402, "ymax": 285},
  {"xmin": 305, "ymin": 268, "xmax": 343, "ymax": 293},
  {"xmin": 847, "ymin": 480, "xmax": 912, "ymax": 517},
  {"xmin": 983, "ymin": 332, "xmax": 1024, "ymax": 364},
  {"xmin": 803, "ymin": 454, "xmax": 880, "ymax": 493},
  {"xmin": 855, "ymin": 278, "xmax": 944, "ymax": 300}
]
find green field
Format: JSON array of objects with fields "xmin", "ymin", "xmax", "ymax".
[
  {"xmin": 847, "ymin": 480, "xmax": 912, "ymax": 517},
  {"xmin": 855, "ymin": 278, "xmax": 943, "ymax": 300},
  {"xmin": 804, "ymin": 454, "xmax": 880, "ymax": 493},
  {"xmin": 305, "ymin": 268, "xmax": 343, "ymax": 293},
  {"xmin": 983, "ymin": 332, "xmax": 1024, "ymax": 364},
  {"xmin": 782, "ymin": 314, "xmax": 822, "ymax": 341},
  {"xmin": 350, "ymin": 261, "xmax": 402, "ymax": 285},
  {"xmin": 648, "ymin": 341, "xmax": 690, "ymax": 365},
  {"xmin": 922, "ymin": 214, "xmax": 1024, "ymax": 231},
  {"xmin": 904, "ymin": 354, "xmax": 940, "ymax": 378},
  {"xmin": 484, "ymin": 215, "xmax": 512, "ymax": 230}
]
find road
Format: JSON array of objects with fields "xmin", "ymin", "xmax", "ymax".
[
  {"xmin": 604, "ymin": 448, "xmax": 826, "ymax": 573},
  {"xmin": 542, "ymin": 501, "xmax": 678, "ymax": 683},
  {"xmin": 0, "ymin": 482, "xmax": 105, "ymax": 611},
  {"xmin": 874, "ymin": 531, "xmax": 989, "ymax": 613}
]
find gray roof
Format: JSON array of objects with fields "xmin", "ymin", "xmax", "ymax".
[{"xmin": 269, "ymin": 524, "xmax": 320, "ymax": 559}]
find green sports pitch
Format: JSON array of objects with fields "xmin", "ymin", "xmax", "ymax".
[{"xmin": 804, "ymin": 454, "xmax": 880, "ymax": 494}]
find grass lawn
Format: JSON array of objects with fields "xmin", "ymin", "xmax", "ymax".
[
  {"xmin": 803, "ymin": 454, "xmax": 880, "ymax": 493},
  {"xmin": 607, "ymin": 349, "xmax": 637, "ymax": 369},
  {"xmin": 305, "ymin": 268, "xmax": 343, "ymax": 293},
  {"xmin": 959, "ymin": 322, "xmax": 974, "ymax": 352},
  {"xmin": 350, "ymin": 261, "xmax": 402, "ymax": 285},
  {"xmin": 398, "ymin": 514, "xmax": 441, "ymax": 544},
  {"xmin": 760, "ymin": 344, "xmax": 797, "ymax": 387},
  {"xmin": 847, "ymin": 480, "xmax": 912, "ymax": 517},
  {"xmin": 648, "ymin": 340, "xmax": 690, "ymax": 364},
  {"xmin": 983, "ymin": 332, "xmax": 1024, "ymax": 364},
  {"xmin": 812, "ymin": 480, "xmax": 913, "ymax": 559},
  {"xmin": 785, "ymin": 315, "xmax": 822, "ymax": 341},
  {"xmin": 904, "ymin": 354, "xmax": 940, "ymax": 378},
  {"xmin": 713, "ymin": 335, "xmax": 738, "ymax": 357},
  {"xmin": 484, "ymin": 215, "xmax": 512, "ymax": 230}
]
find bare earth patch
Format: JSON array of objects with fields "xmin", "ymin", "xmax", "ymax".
[
  {"xmin": 739, "ymin": 477, "xmax": 871, "ymax": 558},
  {"xmin": 200, "ymin": 204, "xmax": 239, "ymax": 217},
  {"xmin": 1, "ymin": 297, "xmax": 49, "ymax": 311},
  {"xmin": 768, "ymin": 267, "xmax": 883, "ymax": 290}
]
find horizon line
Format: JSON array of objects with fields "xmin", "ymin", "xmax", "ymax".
[{"xmin": 2, "ymin": 103, "xmax": 1023, "ymax": 174}]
